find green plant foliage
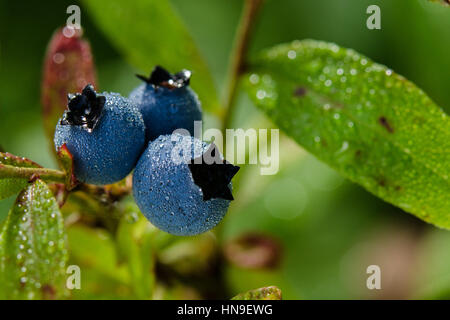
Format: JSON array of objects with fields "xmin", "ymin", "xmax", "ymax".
[
  {"xmin": 116, "ymin": 214, "xmax": 155, "ymax": 299},
  {"xmin": 231, "ymin": 285, "xmax": 282, "ymax": 300},
  {"xmin": 245, "ymin": 40, "xmax": 450, "ymax": 229},
  {"xmin": 0, "ymin": 179, "xmax": 67, "ymax": 299},
  {"xmin": 83, "ymin": 0, "xmax": 219, "ymax": 113},
  {"xmin": 0, "ymin": 152, "xmax": 42, "ymax": 200},
  {"xmin": 67, "ymin": 225, "xmax": 130, "ymax": 285}
]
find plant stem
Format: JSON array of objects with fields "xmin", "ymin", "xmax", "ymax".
[
  {"xmin": 221, "ymin": 0, "xmax": 263, "ymax": 132},
  {"xmin": 213, "ymin": 0, "xmax": 264, "ymax": 255},
  {"xmin": 0, "ymin": 164, "xmax": 66, "ymax": 184}
]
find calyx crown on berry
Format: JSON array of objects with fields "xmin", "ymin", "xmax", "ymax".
[
  {"xmin": 136, "ymin": 65, "xmax": 191, "ymax": 89},
  {"xmin": 60, "ymin": 84, "xmax": 105, "ymax": 133},
  {"xmin": 188, "ymin": 144, "xmax": 240, "ymax": 201}
]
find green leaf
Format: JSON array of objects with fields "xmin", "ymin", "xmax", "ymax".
[
  {"xmin": 116, "ymin": 213, "xmax": 155, "ymax": 299},
  {"xmin": 231, "ymin": 286, "xmax": 282, "ymax": 300},
  {"xmin": 245, "ymin": 40, "xmax": 450, "ymax": 228},
  {"xmin": 67, "ymin": 225, "xmax": 130, "ymax": 284},
  {"xmin": 0, "ymin": 179, "xmax": 68, "ymax": 299},
  {"xmin": 0, "ymin": 152, "xmax": 42, "ymax": 200},
  {"xmin": 83, "ymin": 0, "xmax": 219, "ymax": 113}
]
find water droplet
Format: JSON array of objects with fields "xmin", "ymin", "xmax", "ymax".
[
  {"xmin": 52, "ymin": 52, "xmax": 65, "ymax": 64},
  {"xmin": 339, "ymin": 141, "xmax": 349, "ymax": 152},
  {"xmin": 287, "ymin": 50, "xmax": 297, "ymax": 59},
  {"xmin": 256, "ymin": 90, "xmax": 266, "ymax": 100},
  {"xmin": 249, "ymin": 74, "xmax": 259, "ymax": 84}
]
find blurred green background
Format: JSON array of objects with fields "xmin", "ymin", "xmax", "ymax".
[{"xmin": 0, "ymin": 0, "xmax": 449, "ymax": 299}]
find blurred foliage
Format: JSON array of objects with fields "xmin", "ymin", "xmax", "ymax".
[
  {"xmin": 0, "ymin": 0, "xmax": 449, "ymax": 299},
  {"xmin": 82, "ymin": 0, "xmax": 220, "ymax": 114}
]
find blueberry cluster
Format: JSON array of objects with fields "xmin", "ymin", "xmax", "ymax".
[{"xmin": 54, "ymin": 66, "xmax": 239, "ymax": 235}]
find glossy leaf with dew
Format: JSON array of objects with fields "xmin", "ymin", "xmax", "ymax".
[
  {"xmin": 0, "ymin": 179, "xmax": 68, "ymax": 299},
  {"xmin": 246, "ymin": 40, "xmax": 450, "ymax": 228}
]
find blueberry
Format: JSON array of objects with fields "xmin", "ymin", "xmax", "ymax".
[
  {"xmin": 132, "ymin": 133, "xmax": 239, "ymax": 236},
  {"xmin": 54, "ymin": 85, "xmax": 146, "ymax": 185},
  {"xmin": 129, "ymin": 66, "xmax": 202, "ymax": 142}
]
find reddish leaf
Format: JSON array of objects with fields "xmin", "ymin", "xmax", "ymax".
[
  {"xmin": 56, "ymin": 144, "xmax": 78, "ymax": 190},
  {"xmin": 41, "ymin": 27, "xmax": 97, "ymax": 148}
]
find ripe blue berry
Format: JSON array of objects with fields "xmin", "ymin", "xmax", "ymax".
[
  {"xmin": 129, "ymin": 66, "xmax": 202, "ymax": 142},
  {"xmin": 132, "ymin": 133, "xmax": 239, "ymax": 236},
  {"xmin": 54, "ymin": 85, "xmax": 146, "ymax": 185}
]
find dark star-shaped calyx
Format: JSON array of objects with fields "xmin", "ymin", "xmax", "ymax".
[
  {"xmin": 188, "ymin": 144, "xmax": 240, "ymax": 201},
  {"xmin": 136, "ymin": 65, "xmax": 191, "ymax": 90},
  {"xmin": 60, "ymin": 84, "xmax": 105, "ymax": 133}
]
